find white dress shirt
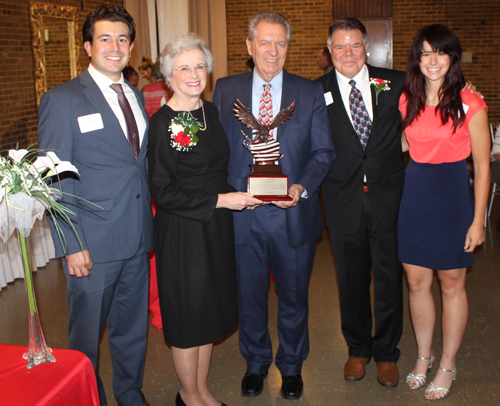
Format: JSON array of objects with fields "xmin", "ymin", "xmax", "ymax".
[{"xmin": 88, "ymin": 63, "xmax": 147, "ymax": 145}]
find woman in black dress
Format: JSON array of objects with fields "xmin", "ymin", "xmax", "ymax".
[
  {"xmin": 148, "ymin": 33, "xmax": 263, "ymax": 406},
  {"xmin": 398, "ymin": 25, "xmax": 490, "ymax": 400}
]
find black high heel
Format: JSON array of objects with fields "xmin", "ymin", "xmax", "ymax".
[
  {"xmin": 175, "ymin": 391, "xmax": 186, "ymax": 406},
  {"xmin": 176, "ymin": 390, "xmax": 228, "ymax": 406}
]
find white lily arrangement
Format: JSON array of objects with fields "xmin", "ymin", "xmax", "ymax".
[
  {"xmin": 0, "ymin": 146, "xmax": 81, "ymax": 368},
  {"xmin": 0, "ymin": 147, "xmax": 80, "ymax": 245}
]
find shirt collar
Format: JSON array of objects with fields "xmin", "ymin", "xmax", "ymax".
[
  {"xmin": 252, "ymin": 69, "xmax": 284, "ymax": 96},
  {"xmin": 88, "ymin": 63, "xmax": 125, "ymax": 89},
  {"xmin": 335, "ymin": 64, "xmax": 369, "ymax": 87}
]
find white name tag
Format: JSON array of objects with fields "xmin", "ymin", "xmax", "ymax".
[
  {"xmin": 324, "ymin": 91, "xmax": 334, "ymax": 105},
  {"xmin": 78, "ymin": 113, "xmax": 104, "ymax": 133}
]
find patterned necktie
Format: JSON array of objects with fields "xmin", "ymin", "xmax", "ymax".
[
  {"xmin": 110, "ymin": 83, "xmax": 140, "ymax": 160},
  {"xmin": 258, "ymin": 84, "xmax": 274, "ymax": 139},
  {"xmin": 349, "ymin": 79, "xmax": 372, "ymax": 150}
]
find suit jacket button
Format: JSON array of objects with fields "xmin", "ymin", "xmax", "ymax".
[
  {"xmin": 363, "ymin": 155, "xmax": 367, "ymax": 160},
  {"xmin": 136, "ymin": 194, "xmax": 140, "ymax": 198}
]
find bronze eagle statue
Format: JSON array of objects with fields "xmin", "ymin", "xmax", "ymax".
[{"xmin": 233, "ymin": 99, "xmax": 296, "ymax": 144}]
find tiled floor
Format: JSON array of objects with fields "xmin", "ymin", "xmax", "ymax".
[{"xmin": 1, "ymin": 216, "xmax": 500, "ymax": 405}]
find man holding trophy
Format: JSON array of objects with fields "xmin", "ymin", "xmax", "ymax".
[{"xmin": 213, "ymin": 10, "xmax": 334, "ymax": 400}]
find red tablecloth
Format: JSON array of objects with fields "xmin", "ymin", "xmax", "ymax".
[{"xmin": 0, "ymin": 344, "xmax": 99, "ymax": 406}]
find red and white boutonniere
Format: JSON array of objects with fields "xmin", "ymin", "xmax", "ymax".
[
  {"xmin": 169, "ymin": 112, "xmax": 202, "ymax": 151},
  {"xmin": 369, "ymin": 78, "xmax": 391, "ymax": 105}
]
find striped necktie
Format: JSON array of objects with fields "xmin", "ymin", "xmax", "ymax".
[{"xmin": 258, "ymin": 84, "xmax": 274, "ymax": 139}]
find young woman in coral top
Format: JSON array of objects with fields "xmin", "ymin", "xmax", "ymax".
[{"xmin": 398, "ymin": 24, "xmax": 490, "ymax": 400}]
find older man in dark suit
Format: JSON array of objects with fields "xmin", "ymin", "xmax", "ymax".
[
  {"xmin": 316, "ymin": 17, "xmax": 405, "ymax": 387},
  {"xmin": 37, "ymin": 6, "xmax": 153, "ymax": 406},
  {"xmin": 213, "ymin": 10, "xmax": 334, "ymax": 400}
]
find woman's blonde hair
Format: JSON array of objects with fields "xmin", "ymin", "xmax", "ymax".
[{"xmin": 138, "ymin": 56, "xmax": 154, "ymax": 71}]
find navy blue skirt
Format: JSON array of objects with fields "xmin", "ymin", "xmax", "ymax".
[{"xmin": 398, "ymin": 159, "xmax": 474, "ymax": 270}]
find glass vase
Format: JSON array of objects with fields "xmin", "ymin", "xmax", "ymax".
[{"xmin": 18, "ymin": 230, "xmax": 56, "ymax": 369}]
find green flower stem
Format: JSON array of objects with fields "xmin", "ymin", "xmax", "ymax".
[{"xmin": 18, "ymin": 232, "xmax": 37, "ymax": 317}]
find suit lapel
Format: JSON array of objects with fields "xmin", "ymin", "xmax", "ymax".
[
  {"xmin": 366, "ymin": 65, "xmax": 390, "ymax": 152},
  {"xmin": 326, "ymin": 72, "xmax": 355, "ymax": 131},
  {"xmin": 367, "ymin": 65, "xmax": 379, "ymax": 125},
  {"xmin": 237, "ymin": 72, "xmax": 253, "ymax": 109},
  {"xmin": 80, "ymin": 69, "xmax": 141, "ymax": 162},
  {"xmin": 235, "ymin": 72, "xmax": 253, "ymax": 137},
  {"xmin": 131, "ymin": 83, "xmax": 149, "ymax": 162},
  {"xmin": 277, "ymin": 70, "xmax": 298, "ymax": 139}
]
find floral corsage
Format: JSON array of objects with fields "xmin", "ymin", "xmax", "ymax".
[
  {"xmin": 369, "ymin": 78, "xmax": 391, "ymax": 105},
  {"xmin": 169, "ymin": 112, "xmax": 203, "ymax": 151}
]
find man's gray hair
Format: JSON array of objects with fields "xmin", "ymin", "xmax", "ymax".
[
  {"xmin": 248, "ymin": 10, "xmax": 292, "ymax": 44},
  {"xmin": 160, "ymin": 33, "xmax": 213, "ymax": 89},
  {"xmin": 327, "ymin": 17, "xmax": 368, "ymax": 47}
]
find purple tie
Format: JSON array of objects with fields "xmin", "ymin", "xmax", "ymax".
[
  {"xmin": 110, "ymin": 83, "xmax": 140, "ymax": 160},
  {"xmin": 349, "ymin": 79, "xmax": 372, "ymax": 150}
]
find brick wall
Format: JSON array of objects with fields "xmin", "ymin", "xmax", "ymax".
[
  {"xmin": 225, "ymin": 0, "xmax": 500, "ymax": 124},
  {"xmin": 393, "ymin": 0, "xmax": 500, "ymax": 125},
  {"xmin": 1, "ymin": 1, "xmax": 499, "ymax": 151},
  {"xmin": 0, "ymin": 0, "xmax": 123, "ymax": 151}
]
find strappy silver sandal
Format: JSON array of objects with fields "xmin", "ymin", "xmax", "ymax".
[
  {"xmin": 424, "ymin": 367, "xmax": 457, "ymax": 400},
  {"xmin": 406, "ymin": 354, "xmax": 434, "ymax": 389}
]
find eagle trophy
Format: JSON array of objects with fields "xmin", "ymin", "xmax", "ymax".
[{"xmin": 233, "ymin": 99, "xmax": 296, "ymax": 164}]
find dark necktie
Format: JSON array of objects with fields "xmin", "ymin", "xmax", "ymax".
[
  {"xmin": 349, "ymin": 79, "xmax": 372, "ymax": 150},
  {"xmin": 110, "ymin": 83, "xmax": 140, "ymax": 160}
]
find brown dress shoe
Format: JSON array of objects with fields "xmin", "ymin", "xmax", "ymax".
[
  {"xmin": 344, "ymin": 356, "xmax": 370, "ymax": 381},
  {"xmin": 376, "ymin": 361, "xmax": 399, "ymax": 387}
]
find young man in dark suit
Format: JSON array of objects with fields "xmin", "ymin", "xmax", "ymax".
[
  {"xmin": 37, "ymin": 6, "xmax": 153, "ymax": 406},
  {"xmin": 316, "ymin": 17, "xmax": 405, "ymax": 388}
]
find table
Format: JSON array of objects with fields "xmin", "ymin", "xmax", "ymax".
[
  {"xmin": 0, "ymin": 216, "xmax": 55, "ymax": 291},
  {"xmin": 0, "ymin": 344, "xmax": 99, "ymax": 406}
]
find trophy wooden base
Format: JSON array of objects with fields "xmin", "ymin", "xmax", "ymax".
[{"xmin": 248, "ymin": 164, "xmax": 292, "ymax": 201}]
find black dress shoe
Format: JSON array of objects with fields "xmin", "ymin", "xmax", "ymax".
[
  {"xmin": 175, "ymin": 391, "xmax": 186, "ymax": 406},
  {"xmin": 241, "ymin": 372, "xmax": 268, "ymax": 397},
  {"xmin": 281, "ymin": 375, "xmax": 303, "ymax": 400}
]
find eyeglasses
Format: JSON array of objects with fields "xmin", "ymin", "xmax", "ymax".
[{"xmin": 173, "ymin": 64, "xmax": 207, "ymax": 74}]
